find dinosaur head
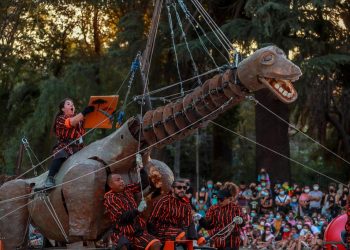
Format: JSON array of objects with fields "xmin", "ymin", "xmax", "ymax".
[{"xmin": 237, "ymin": 46, "xmax": 302, "ymax": 103}]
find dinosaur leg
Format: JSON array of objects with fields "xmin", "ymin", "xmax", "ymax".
[
  {"xmin": 142, "ymin": 159, "xmax": 174, "ymax": 220},
  {"xmin": 0, "ymin": 179, "xmax": 31, "ymax": 249},
  {"xmin": 62, "ymin": 159, "xmax": 108, "ymax": 240},
  {"xmin": 145, "ymin": 158, "xmax": 174, "ymax": 195}
]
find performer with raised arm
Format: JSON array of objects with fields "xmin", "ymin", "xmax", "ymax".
[
  {"xmin": 104, "ymin": 155, "xmax": 161, "ymax": 250},
  {"xmin": 198, "ymin": 184, "xmax": 245, "ymax": 250}
]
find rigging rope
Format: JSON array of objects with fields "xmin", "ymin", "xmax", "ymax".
[
  {"xmin": 116, "ymin": 53, "xmax": 141, "ymax": 128},
  {"xmin": 209, "ymin": 119, "xmax": 347, "ymax": 186},
  {"xmin": 133, "ymin": 65, "xmax": 227, "ymax": 100},
  {"xmin": 21, "ymin": 137, "xmax": 46, "ymax": 176},
  {"xmin": 0, "ymin": 198, "xmax": 35, "ymax": 221},
  {"xmin": 2, "ymin": 96, "xmax": 346, "ymax": 210},
  {"xmin": 0, "ymin": 97, "xmax": 235, "ymax": 207},
  {"xmin": 172, "ymin": 2, "xmax": 202, "ymax": 86},
  {"xmin": 43, "ymin": 195, "xmax": 69, "ymax": 242},
  {"xmin": 15, "ymin": 100, "xmax": 135, "ymax": 179},
  {"xmin": 166, "ymin": 3, "xmax": 184, "ymax": 95},
  {"xmin": 15, "ymin": 53, "xmax": 141, "ymax": 179},
  {"xmin": 177, "ymin": 0, "xmax": 229, "ymax": 65},
  {"xmin": 190, "ymin": 0, "xmax": 235, "ymax": 54},
  {"xmin": 247, "ymin": 96, "xmax": 350, "ymax": 168}
]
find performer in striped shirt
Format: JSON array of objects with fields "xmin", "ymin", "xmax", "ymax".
[
  {"xmin": 199, "ymin": 186, "xmax": 244, "ymax": 250},
  {"xmin": 44, "ymin": 98, "xmax": 94, "ymax": 188},
  {"xmin": 147, "ymin": 179, "xmax": 196, "ymax": 242},
  {"xmin": 104, "ymin": 169, "xmax": 161, "ymax": 250}
]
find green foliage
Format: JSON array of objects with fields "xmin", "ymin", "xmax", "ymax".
[{"xmin": 0, "ymin": 0, "xmax": 349, "ymax": 185}]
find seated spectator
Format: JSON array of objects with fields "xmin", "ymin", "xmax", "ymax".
[
  {"xmin": 267, "ymin": 211, "xmax": 275, "ymax": 223},
  {"xmin": 250, "ymin": 209, "xmax": 258, "ymax": 222},
  {"xmin": 257, "ymin": 217, "xmax": 267, "ymax": 234},
  {"xmin": 206, "ymin": 180, "xmax": 214, "ymax": 206},
  {"xmin": 249, "ymin": 183, "xmax": 260, "ymax": 212},
  {"xmin": 275, "ymin": 188, "xmax": 291, "ymax": 214},
  {"xmin": 299, "ymin": 186, "xmax": 311, "ymax": 216},
  {"xmin": 196, "ymin": 187, "xmax": 208, "ymax": 207},
  {"xmin": 289, "ymin": 194, "xmax": 299, "ymax": 215},
  {"xmin": 237, "ymin": 181, "xmax": 252, "ymax": 209},
  {"xmin": 257, "ymin": 168, "xmax": 271, "ymax": 188},
  {"xmin": 273, "ymin": 182, "xmax": 282, "ymax": 198},
  {"xmin": 338, "ymin": 186, "xmax": 349, "ymax": 209},
  {"xmin": 275, "ymin": 222, "xmax": 292, "ymax": 249},
  {"xmin": 286, "ymin": 211, "xmax": 296, "ymax": 226},
  {"xmin": 241, "ymin": 223, "xmax": 252, "ymax": 248},
  {"xmin": 286, "ymin": 226, "xmax": 300, "ymax": 249},
  {"xmin": 260, "ymin": 188, "xmax": 273, "ymax": 214},
  {"xmin": 256, "ymin": 226, "xmax": 275, "ymax": 249},
  {"xmin": 260, "ymin": 180, "xmax": 268, "ymax": 190},
  {"xmin": 304, "ymin": 216, "xmax": 320, "ymax": 235},
  {"xmin": 294, "ymin": 186, "xmax": 302, "ymax": 198},
  {"xmin": 322, "ymin": 184, "xmax": 340, "ymax": 219},
  {"xmin": 272, "ymin": 212, "xmax": 284, "ymax": 239},
  {"xmin": 309, "ymin": 183, "xmax": 323, "ymax": 214},
  {"xmin": 281, "ymin": 222, "xmax": 292, "ymax": 240}
]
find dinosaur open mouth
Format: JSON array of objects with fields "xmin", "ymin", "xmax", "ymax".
[{"xmin": 259, "ymin": 77, "xmax": 298, "ymax": 104}]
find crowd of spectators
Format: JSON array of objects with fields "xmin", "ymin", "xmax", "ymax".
[{"xmin": 186, "ymin": 168, "xmax": 349, "ymax": 250}]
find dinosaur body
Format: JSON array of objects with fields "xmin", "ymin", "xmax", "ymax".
[{"xmin": 0, "ymin": 46, "xmax": 301, "ymax": 249}]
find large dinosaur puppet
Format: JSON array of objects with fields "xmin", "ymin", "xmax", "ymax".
[{"xmin": 0, "ymin": 46, "xmax": 301, "ymax": 249}]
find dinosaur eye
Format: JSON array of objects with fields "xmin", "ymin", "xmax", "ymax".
[
  {"xmin": 261, "ymin": 54, "xmax": 274, "ymax": 65},
  {"xmin": 263, "ymin": 55, "xmax": 273, "ymax": 61}
]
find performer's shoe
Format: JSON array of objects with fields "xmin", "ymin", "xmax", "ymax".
[
  {"xmin": 44, "ymin": 176, "xmax": 55, "ymax": 189},
  {"xmin": 197, "ymin": 236, "xmax": 206, "ymax": 246},
  {"xmin": 175, "ymin": 231, "xmax": 186, "ymax": 241}
]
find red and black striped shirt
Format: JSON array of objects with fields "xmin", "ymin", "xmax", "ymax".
[
  {"xmin": 104, "ymin": 183, "xmax": 145, "ymax": 237},
  {"xmin": 205, "ymin": 201, "xmax": 243, "ymax": 249},
  {"xmin": 53, "ymin": 114, "xmax": 85, "ymax": 156},
  {"xmin": 148, "ymin": 194, "xmax": 192, "ymax": 241}
]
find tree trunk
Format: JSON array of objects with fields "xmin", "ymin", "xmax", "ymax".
[
  {"xmin": 212, "ymin": 126, "xmax": 233, "ymax": 181},
  {"xmin": 255, "ymin": 89, "xmax": 291, "ymax": 183},
  {"xmin": 93, "ymin": 5, "xmax": 101, "ymax": 56},
  {"xmin": 173, "ymin": 141, "xmax": 181, "ymax": 178}
]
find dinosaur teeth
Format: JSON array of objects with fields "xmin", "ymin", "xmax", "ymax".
[
  {"xmin": 283, "ymin": 91, "xmax": 288, "ymax": 96},
  {"xmin": 274, "ymin": 83, "xmax": 280, "ymax": 89},
  {"xmin": 279, "ymin": 87, "xmax": 284, "ymax": 93}
]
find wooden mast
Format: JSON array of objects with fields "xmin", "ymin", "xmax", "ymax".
[{"xmin": 139, "ymin": 0, "xmax": 164, "ymax": 112}]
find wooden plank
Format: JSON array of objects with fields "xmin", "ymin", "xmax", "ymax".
[{"xmin": 84, "ymin": 95, "xmax": 119, "ymax": 129}]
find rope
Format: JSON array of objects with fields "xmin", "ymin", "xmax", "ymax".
[
  {"xmin": 166, "ymin": 3, "xmax": 184, "ymax": 96},
  {"xmin": 15, "ymin": 100, "xmax": 135, "ymax": 179},
  {"xmin": 190, "ymin": 0, "xmax": 235, "ymax": 55},
  {"xmin": 43, "ymin": 195, "xmax": 69, "ymax": 242},
  {"xmin": 22, "ymin": 137, "xmax": 46, "ymax": 176},
  {"xmin": 209, "ymin": 120, "xmax": 347, "ymax": 186},
  {"xmin": 0, "ymin": 198, "xmax": 35, "ymax": 221},
  {"xmin": 133, "ymin": 65, "xmax": 227, "ymax": 100},
  {"xmin": 247, "ymin": 96, "xmax": 350, "ymax": 168},
  {"xmin": 207, "ymin": 216, "xmax": 243, "ymax": 241},
  {"xmin": 177, "ymin": 0, "xmax": 227, "ymax": 65},
  {"xmin": 0, "ymin": 97, "xmax": 234, "ymax": 207},
  {"xmin": 15, "ymin": 53, "xmax": 139, "ymax": 179},
  {"xmin": 172, "ymin": 2, "xmax": 202, "ymax": 86},
  {"xmin": 116, "ymin": 53, "xmax": 141, "ymax": 128},
  {"xmin": 1, "ymin": 95, "xmax": 347, "ymax": 215}
]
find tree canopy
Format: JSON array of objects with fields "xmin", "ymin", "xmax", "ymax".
[{"xmin": 0, "ymin": 0, "xmax": 349, "ymax": 187}]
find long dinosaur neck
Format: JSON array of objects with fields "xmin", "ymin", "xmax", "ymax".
[{"xmin": 130, "ymin": 68, "xmax": 249, "ymax": 149}]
